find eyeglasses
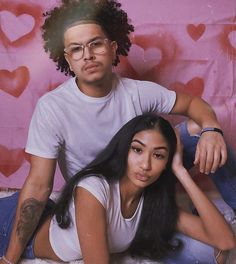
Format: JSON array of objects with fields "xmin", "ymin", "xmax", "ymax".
[{"xmin": 64, "ymin": 38, "xmax": 111, "ymax": 60}]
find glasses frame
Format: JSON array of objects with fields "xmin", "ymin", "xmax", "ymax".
[{"xmin": 64, "ymin": 37, "xmax": 111, "ymax": 61}]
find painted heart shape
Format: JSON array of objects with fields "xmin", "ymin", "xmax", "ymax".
[
  {"xmin": 0, "ymin": 11, "xmax": 35, "ymax": 42},
  {"xmin": 220, "ymin": 25, "xmax": 236, "ymax": 59},
  {"xmin": 0, "ymin": 2, "xmax": 42, "ymax": 46},
  {"xmin": 0, "ymin": 145, "xmax": 25, "ymax": 177},
  {"xmin": 170, "ymin": 77, "xmax": 204, "ymax": 97},
  {"xmin": 0, "ymin": 66, "xmax": 30, "ymax": 97},
  {"xmin": 228, "ymin": 30, "xmax": 236, "ymax": 49},
  {"xmin": 128, "ymin": 44, "xmax": 163, "ymax": 75},
  {"xmin": 187, "ymin": 24, "xmax": 206, "ymax": 41}
]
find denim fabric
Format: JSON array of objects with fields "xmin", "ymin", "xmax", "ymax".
[
  {"xmin": 163, "ymin": 233, "xmax": 215, "ymax": 264},
  {"xmin": 177, "ymin": 121, "xmax": 236, "ymax": 210}
]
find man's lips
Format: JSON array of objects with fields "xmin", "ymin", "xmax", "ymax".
[{"xmin": 84, "ymin": 63, "xmax": 99, "ymax": 71}]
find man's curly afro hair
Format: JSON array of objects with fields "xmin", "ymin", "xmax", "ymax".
[{"xmin": 41, "ymin": 0, "xmax": 134, "ymax": 76}]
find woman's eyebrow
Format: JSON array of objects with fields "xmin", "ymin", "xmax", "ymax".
[
  {"xmin": 131, "ymin": 139, "xmax": 145, "ymax": 146},
  {"xmin": 131, "ymin": 139, "xmax": 168, "ymax": 151}
]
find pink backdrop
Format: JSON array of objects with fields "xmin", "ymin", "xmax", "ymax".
[{"xmin": 0, "ymin": 0, "xmax": 235, "ymax": 190}]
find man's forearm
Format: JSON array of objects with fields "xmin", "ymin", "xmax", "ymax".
[
  {"xmin": 16, "ymin": 197, "xmax": 45, "ymax": 246},
  {"xmin": 4, "ymin": 190, "xmax": 49, "ymax": 263},
  {"xmin": 171, "ymin": 92, "xmax": 221, "ymax": 128},
  {"xmin": 186, "ymin": 96, "xmax": 221, "ymax": 128}
]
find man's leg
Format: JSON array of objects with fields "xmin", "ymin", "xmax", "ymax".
[
  {"xmin": 177, "ymin": 120, "xmax": 236, "ymax": 210},
  {"xmin": 162, "ymin": 233, "xmax": 216, "ymax": 264}
]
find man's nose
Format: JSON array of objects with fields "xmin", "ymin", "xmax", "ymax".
[{"xmin": 83, "ymin": 46, "xmax": 94, "ymax": 60}]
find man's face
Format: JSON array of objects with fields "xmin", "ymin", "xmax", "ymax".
[{"xmin": 64, "ymin": 23, "xmax": 117, "ymax": 86}]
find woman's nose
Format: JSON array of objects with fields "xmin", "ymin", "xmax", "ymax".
[{"xmin": 140, "ymin": 155, "xmax": 151, "ymax": 171}]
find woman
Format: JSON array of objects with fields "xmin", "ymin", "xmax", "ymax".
[{"xmin": 0, "ymin": 114, "xmax": 235, "ymax": 264}]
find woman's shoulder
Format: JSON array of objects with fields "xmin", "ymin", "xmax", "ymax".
[{"xmin": 76, "ymin": 175, "xmax": 112, "ymax": 207}]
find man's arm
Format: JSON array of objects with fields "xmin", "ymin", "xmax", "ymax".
[
  {"xmin": 170, "ymin": 92, "xmax": 227, "ymax": 174},
  {"xmin": 1, "ymin": 155, "xmax": 56, "ymax": 264}
]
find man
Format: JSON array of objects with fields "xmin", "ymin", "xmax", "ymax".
[{"xmin": 2, "ymin": 0, "xmax": 235, "ymax": 263}]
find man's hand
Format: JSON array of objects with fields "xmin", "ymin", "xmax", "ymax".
[{"xmin": 194, "ymin": 132, "xmax": 227, "ymax": 174}]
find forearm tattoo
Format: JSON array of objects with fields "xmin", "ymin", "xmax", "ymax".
[{"xmin": 16, "ymin": 198, "xmax": 45, "ymax": 246}]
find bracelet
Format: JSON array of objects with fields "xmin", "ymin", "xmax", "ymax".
[
  {"xmin": 0, "ymin": 256, "xmax": 14, "ymax": 264},
  {"xmin": 215, "ymin": 250, "xmax": 222, "ymax": 264},
  {"xmin": 200, "ymin": 127, "xmax": 224, "ymax": 136}
]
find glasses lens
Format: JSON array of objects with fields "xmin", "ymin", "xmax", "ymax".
[
  {"xmin": 70, "ymin": 46, "xmax": 83, "ymax": 60},
  {"xmin": 89, "ymin": 39, "xmax": 107, "ymax": 54},
  {"xmin": 66, "ymin": 38, "xmax": 109, "ymax": 60}
]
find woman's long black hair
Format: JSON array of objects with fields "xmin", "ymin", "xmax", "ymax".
[{"xmin": 53, "ymin": 113, "xmax": 180, "ymax": 260}]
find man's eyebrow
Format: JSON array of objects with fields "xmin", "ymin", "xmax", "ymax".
[{"xmin": 67, "ymin": 36, "xmax": 104, "ymax": 47}]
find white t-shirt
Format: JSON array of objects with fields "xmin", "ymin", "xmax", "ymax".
[
  {"xmin": 26, "ymin": 74, "xmax": 176, "ymax": 180},
  {"xmin": 49, "ymin": 176, "xmax": 144, "ymax": 261}
]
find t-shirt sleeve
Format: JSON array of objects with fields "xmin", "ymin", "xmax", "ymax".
[
  {"xmin": 25, "ymin": 98, "xmax": 62, "ymax": 159},
  {"xmin": 136, "ymin": 80, "xmax": 176, "ymax": 114},
  {"xmin": 76, "ymin": 176, "xmax": 110, "ymax": 208}
]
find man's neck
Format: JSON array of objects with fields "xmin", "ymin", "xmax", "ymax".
[{"xmin": 76, "ymin": 74, "xmax": 115, "ymax": 98}]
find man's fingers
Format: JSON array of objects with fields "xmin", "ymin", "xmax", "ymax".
[
  {"xmin": 210, "ymin": 149, "xmax": 221, "ymax": 173},
  {"xmin": 199, "ymin": 147, "xmax": 208, "ymax": 174},
  {"xmin": 194, "ymin": 145, "xmax": 200, "ymax": 166},
  {"xmin": 219, "ymin": 148, "xmax": 227, "ymax": 167}
]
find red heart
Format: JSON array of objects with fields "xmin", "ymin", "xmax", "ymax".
[
  {"xmin": 0, "ymin": 145, "xmax": 25, "ymax": 177},
  {"xmin": 220, "ymin": 25, "xmax": 236, "ymax": 59},
  {"xmin": 170, "ymin": 77, "xmax": 204, "ymax": 97},
  {"xmin": 0, "ymin": 66, "xmax": 30, "ymax": 97},
  {"xmin": 187, "ymin": 24, "xmax": 206, "ymax": 41},
  {"xmin": 0, "ymin": 2, "xmax": 42, "ymax": 47},
  {"xmin": 116, "ymin": 24, "xmax": 178, "ymax": 79}
]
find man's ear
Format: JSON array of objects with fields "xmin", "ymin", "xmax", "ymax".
[
  {"xmin": 64, "ymin": 54, "xmax": 73, "ymax": 72},
  {"xmin": 111, "ymin": 41, "xmax": 118, "ymax": 61}
]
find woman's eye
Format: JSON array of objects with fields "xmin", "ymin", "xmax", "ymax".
[
  {"xmin": 154, "ymin": 153, "xmax": 165, "ymax": 159},
  {"xmin": 131, "ymin": 146, "xmax": 142, "ymax": 153}
]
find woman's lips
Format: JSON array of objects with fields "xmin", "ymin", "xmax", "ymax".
[{"xmin": 135, "ymin": 173, "xmax": 149, "ymax": 182}]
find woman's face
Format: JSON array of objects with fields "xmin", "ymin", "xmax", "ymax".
[{"xmin": 125, "ymin": 129, "xmax": 170, "ymax": 190}]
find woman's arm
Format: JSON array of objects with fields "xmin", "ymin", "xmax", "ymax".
[
  {"xmin": 172, "ymin": 134, "xmax": 236, "ymax": 250},
  {"xmin": 74, "ymin": 187, "xmax": 110, "ymax": 264}
]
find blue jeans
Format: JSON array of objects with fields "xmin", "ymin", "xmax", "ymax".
[{"xmin": 178, "ymin": 121, "xmax": 236, "ymax": 210}]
